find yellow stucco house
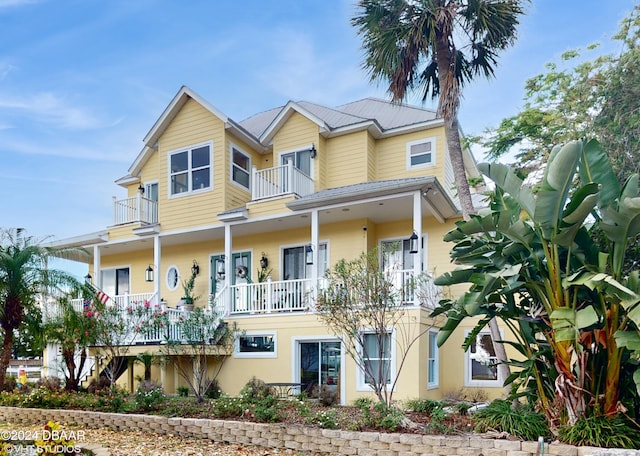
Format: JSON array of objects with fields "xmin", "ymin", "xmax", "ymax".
[{"xmin": 46, "ymin": 85, "xmax": 503, "ymax": 404}]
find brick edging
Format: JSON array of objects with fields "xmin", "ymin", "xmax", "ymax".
[{"xmin": 0, "ymin": 406, "xmax": 636, "ymax": 456}]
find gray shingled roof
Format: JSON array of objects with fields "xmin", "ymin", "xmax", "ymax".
[{"xmin": 238, "ymin": 97, "xmax": 439, "ymax": 140}]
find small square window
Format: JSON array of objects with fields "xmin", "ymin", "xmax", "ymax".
[{"xmin": 407, "ymin": 137, "xmax": 435, "ymax": 169}]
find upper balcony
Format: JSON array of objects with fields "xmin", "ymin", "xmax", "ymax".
[
  {"xmin": 252, "ymin": 161, "xmax": 314, "ymax": 201},
  {"xmin": 112, "ymin": 195, "xmax": 158, "ymax": 226}
]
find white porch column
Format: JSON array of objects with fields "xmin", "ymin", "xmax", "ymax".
[
  {"xmin": 93, "ymin": 245, "xmax": 101, "ymax": 289},
  {"xmin": 154, "ymin": 235, "xmax": 161, "ymax": 304},
  {"xmin": 310, "ymin": 209, "xmax": 319, "ymax": 281},
  {"xmin": 413, "ymin": 191, "xmax": 423, "ymax": 278},
  {"xmin": 224, "ymin": 224, "xmax": 232, "ymax": 314}
]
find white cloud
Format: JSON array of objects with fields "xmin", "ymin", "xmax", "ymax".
[
  {"xmin": 0, "ymin": 136, "xmax": 131, "ymax": 162},
  {"xmin": 0, "ymin": 91, "xmax": 109, "ymax": 129}
]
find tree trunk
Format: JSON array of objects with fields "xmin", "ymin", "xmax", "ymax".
[
  {"xmin": 63, "ymin": 346, "xmax": 78, "ymax": 391},
  {"xmin": 0, "ymin": 328, "xmax": 14, "ymax": 388},
  {"xmin": 444, "ymin": 116, "xmax": 476, "ymax": 220},
  {"xmin": 434, "ymin": 29, "xmax": 511, "ymax": 397}
]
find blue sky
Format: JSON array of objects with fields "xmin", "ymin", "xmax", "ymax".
[{"xmin": 0, "ymin": 0, "xmax": 634, "ymax": 269}]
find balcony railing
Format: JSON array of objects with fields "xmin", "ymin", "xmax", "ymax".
[
  {"xmin": 211, "ymin": 273, "xmax": 441, "ymax": 315},
  {"xmin": 112, "ymin": 194, "xmax": 158, "ymax": 225},
  {"xmin": 212, "ymin": 278, "xmax": 321, "ymax": 315},
  {"xmin": 251, "ymin": 160, "xmax": 314, "ymax": 201}
]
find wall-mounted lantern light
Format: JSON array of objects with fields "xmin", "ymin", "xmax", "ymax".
[
  {"xmin": 191, "ymin": 260, "xmax": 200, "ymax": 276},
  {"xmin": 145, "ymin": 265, "xmax": 154, "ymax": 282},
  {"xmin": 305, "ymin": 244, "xmax": 314, "ymax": 265},
  {"xmin": 260, "ymin": 255, "xmax": 269, "ymax": 269},
  {"xmin": 310, "ymin": 144, "xmax": 317, "ymax": 159},
  {"xmin": 409, "ymin": 231, "xmax": 419, "ymax": 254},
  {"xmin": 84, "ymin": 273, "xmax": 92, "ymax": 284},
  {"xmin": 216, "ymin": 258, "xmax": 226, "ymax": 279},
  {"xmin": 138, "ymin": 183, "xmax": 145, "ymax": 195}
]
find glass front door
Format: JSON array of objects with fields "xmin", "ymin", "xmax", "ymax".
[
  {"xmin": 299, "ymin": 341, "xmax": 341, "ymax": 400},
  {"xmin": 380, "ymin": 239, "xmax": 416, "ymax": 303}
]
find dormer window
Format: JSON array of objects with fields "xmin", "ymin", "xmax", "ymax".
[
  {"xmin": 169, "ymin": 142, "xmax": 212, "ymax": 196},
  {"xmin": 406, "ymin": 137, "xmax": 435, "ymax": 169}
]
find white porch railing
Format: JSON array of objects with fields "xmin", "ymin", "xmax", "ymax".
[
  {"xmin": 251, "ymin": 160, "xmax": 314, "ymax": 201},
  {"xmin": 209, "ymin": 273, "xmax": 442, "ymax": 316},
  {"xmin": 210, "ymin": 278, "xmax": 320, "ymax": 315},
  {"xmin": 112, "ymin": 194, "xmax": 158, "ymax": 225}
]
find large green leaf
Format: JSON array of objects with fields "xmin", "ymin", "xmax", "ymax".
[
  {"xmin": 550, "ymin": 307, "xmax": 599, "ymax": 342},
  {"xmin": 564, "ymin": 270, "xmax": 640, "ymax": 314},
  {"xmin": 434, "ymin": 268, "xmax": 475, "ymax": 286},
  {"xmin": 579, "ymin": 138, "xmax": 620, "ymax": 207},
  {"xmin": 534, "ymin": 141, "xmax": 582, "ymax": 240},
  {"xmin": 478, "ymin": 162, "xmax": 535, "ymax": 217},
  {"xmin": 614, "ymin": 330, "xmax": 640, "ymax": 351},
  {"xmin": 552, "ymin": 183, "xmax": 599, "ymax": 247}
]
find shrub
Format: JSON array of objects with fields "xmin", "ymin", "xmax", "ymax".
[
  {"xmin": 356, "ymin": 399, "xmax": 405, "ymax": 431},
  {"xmin": 249, "ymin": 395, "xmax": 283, "ymax": 423},
  {"xmin": 2, "ymin": 377, "xmax": 16, "ymax": 392},
  {"xmin": 211, "ymin": 396, "xmax": 245, "ymax": 419},
  {"xmin": 311, "ymin": 410, "xmax": 338, "ymax": 429},
  {"xmin": 94, "ymin": 386, "xmax": 130, "ymax": 412},
  {"xmin": 177, "ymin": 386, "xmax": 190, "ymax": 397},
  {"xmin": 474, "ymin": 399, "xmax": 549, "ymax": 441},
  {"xmin": 313, "ymin": 385, "xmax": 338, "ymax": 406},
  {"xmin": 135, "ymin": 380, "xmax": 165, "ymax": 411},
  {"xmin": 404, "ymin": 398, "xmax": 442, "ymax": 414},
  {"xmin": 240, "ymin": 377, "xmax": 275, "ymax": 400},
  {"xmin": 36, "ymin": 376, "xmax": 62, "ymax": 391},
  {"xmin": 205, "ymin": 378, "xmax": 222, "ymax": 399},
  {"xmin": 558, "ymin": 415, "xmax": 640, "ymax": 449},
  {"xmin": 87, "ymin": 376, "xmax": 110, "ymax": 394}
]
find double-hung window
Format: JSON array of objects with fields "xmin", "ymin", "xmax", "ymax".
[
  {"xmin": 231, "ymin": 145, "xmax": 250, "ymax": 190},
  {"xmin": 406, "ymin": 137, "xmax": 435, "ymax": 169},
  {"xmin": 169, "ymin": 142, "xmax": 212, "ymax": 196},
  {"xmin": 358, "ymin": 331, "xmax": 394, "ymax": 390},
  {"xmin": 428, "ymin": 330, "xmax": 439, "ymax": 388},
  {"xmin": 465, "ymin": 331, "xmax": 500, "ymax": 387}
]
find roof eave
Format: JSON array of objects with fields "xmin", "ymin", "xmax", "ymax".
[{"xmin": 287, "ymin": 177, "xmax": 459, "ymax": 219}]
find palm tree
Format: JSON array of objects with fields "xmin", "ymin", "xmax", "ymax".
[
  {"xmin": 0, "ymin": 228, "xmax": 83, "ymax": 387},
  {"xmin": 352, "ymin": 0, "xmax": 525, "ymax": 219},
  {"xmin": 353, "ymin": 0, "xmax": 526, "ymax": 390}
]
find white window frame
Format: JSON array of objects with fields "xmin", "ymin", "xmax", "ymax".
[
  {"xmin": 406, "ymin": 137, "xmax": 436, "ymax": 170},
  {"xmin": 143, "ymin": 180, "xmax": 159, "ymax": 202},
  {"xmin": 356, "ymin": 328, "xmax": 396, "ymax": 392},
  {"xmin": 427, "ymin": 330, "xmax": 439, "ymax": 389},
  {"xmin": 168, "ymin": 141, "xmax": 213, "ymax": 198},
  {"xmin": 234, "ymin": 331, "xmax": 277, "ymax": 358},
  {"xmin": 230, "ymin": 143, "xmax": 251, "ymax": 190},
  {"xmin": 464, "ymin": 329, "xmax": 502, "ymax": 387},
  {"xmin": 279, "ymin": 145, "xmax": 314, "ymax": 178},
  {"xmin": 100, "ymin": 265, "xmax": 131, "ymax": 297}
]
